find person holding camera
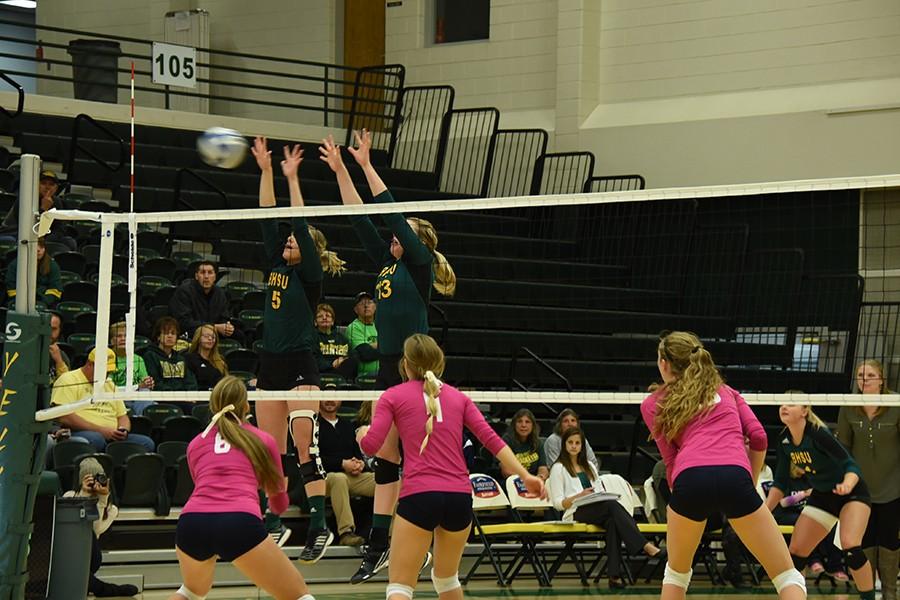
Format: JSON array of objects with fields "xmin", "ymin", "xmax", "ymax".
[{"xmin": 63, "ymin": 458, "xmax": 138, "ymax": 597}]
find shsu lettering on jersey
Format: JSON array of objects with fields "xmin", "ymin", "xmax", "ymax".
[{"xmin": 267, "ymin": 272, "xmax": 290, "ymax": 290}]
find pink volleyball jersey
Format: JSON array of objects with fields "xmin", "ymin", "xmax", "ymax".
[
  {"xmin": 182, "ymin": 422, "xmax": 289, "ymax": 517},
  {"xmin": 360, "ymin": 380, "xmax": 506, "ymax": 498},
  {"xmin": 641, "ymin": 384, "xmax": 767, "ymax": 485}
]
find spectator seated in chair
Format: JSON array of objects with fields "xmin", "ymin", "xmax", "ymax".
[
  {"xmin": 313, "ymin": 303, "xmax": 358, "ymax": 383},
  {"xmin": 345, "ymin": 291, "xmax": 379, "ymax": 382},
  {"xmin": 499, "ymin": 408, "xmax": 549, "ymax": 482},
  {"xmin": 184, "ymin": 323, "xmax": 229, "ymax": 390},
  {"xmin": 0, "ymin": 170, "xmax": 77, "ymax": 251},
  {"xmin": 319, "ymin": 399, "xmax": 375, "ymax": 546},
  {"xmin": 47, "ymin": 311, "xmax": 70, "ymax": 384},
  {"xmin": 143, "ymin": 317, "xmax": 198, "ymax": 403},
  {"xmin": 50, "ymin": 348, "xmax": 155, "ymax": 452},
  {"xmin": 543, "ymin": 408, "xmax": 600, "ymax": 473},
  {"xmin": 169, "ymin": 260, "xmax": 243, "ymax": 343},
  {"xmin": 109, "ymin": 321, "xmax": 155, "ymax": 416},
  {"xmin": 5, "ymin": 237, "xmax": 63, "ymax": 308},
  {"xmin": 63, "ymin": 458, "xmax": 139, "ymax": 598}
]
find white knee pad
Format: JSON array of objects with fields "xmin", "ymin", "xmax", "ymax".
[
  {"xmin": 386, "ymin": 582, "xmax": 415, "ymax": 599},
  {"xmin": 431, "ymin": 569, "xmax": 461, "ymax": 593},
  {"xmin": 773, "ymin": 568, "xmax": 806, "ymax": 594},
  {"xmin": 289, "ymin": 409, "xmax": 326, "ymax": 480},
  {"xmin": 663, "ymin": 564, "xmax": 693, "ymax": 589},
  {"xmin": 297, "ymin": 595, "xmax": 315, "ymax": 600},
  {"xmin": 176, "ymin": 585, "xmax": 206, "ymax": 600}
]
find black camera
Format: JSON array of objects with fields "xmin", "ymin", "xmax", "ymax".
[{"xmin": 93, "ymin": 473, "xmax": 108, "ymax": 486}]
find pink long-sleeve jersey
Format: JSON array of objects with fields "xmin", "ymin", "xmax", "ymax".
[
  {"xmin": 641, "ymin": 384, "xmax": 767, "ymax": 485},
  {"xmin": 360, "ymin": 380, "xmax": 506, "ymax": 498},
  {"xmin": 182, "ymin": 422, "xmax": 288, "ymax": 518}
]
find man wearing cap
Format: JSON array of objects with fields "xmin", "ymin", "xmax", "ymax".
[
  {"xmin": 51, "ymin": 348, "xmax": 155, "ymax": 452},
  {"xmin": 346, "ymin": 291, "xmax": 379, "ymax": 382},
  {"xmin": 0, "ymin": 169, "xmax": 77, "ymax": 250}
]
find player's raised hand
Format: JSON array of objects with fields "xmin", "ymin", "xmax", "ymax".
[
  {"xmin": 347, "ymin": 128, "xmax": 372, "ymax": 168},
  {"xmin": 251, "ymin": 136, "xmax": 272, "ymax": 171},
  {"xmin": 281, "ymin": 144, "xmax": 304, "ymax": 179},
  {"xmin": 318, "ymin": 135, "xmax": 345, "ymax": 173}
]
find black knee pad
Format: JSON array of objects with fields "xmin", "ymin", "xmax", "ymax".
[
  {"xmin": 792, "ymin": 553, "xmax": 809, "ymax": 571},
  {"xmin": 299, "ymin": 460, "xmax": 324, "ymax": 484},
  {"xmin": 373, "ymin": 457, "xmax": 400, "ymax": 485},
  {"xmin": 845, "ymin": 546, "xmax": 867, "ymax": 570}
]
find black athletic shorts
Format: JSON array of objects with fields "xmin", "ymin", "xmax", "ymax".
[
  {"xmin": 807, "ymin": 479, "xmax": 871, "ymax": 516},
  {"xmin": 669, "ymin": 465, "xmax": 763, "ymax": 522},
  {"xmin": 176, "ymin": 512, "xmax": 267, "ymax": 562},
  {"xmin": 257, "ymin": 350, "xmax": 320, "ymax": 390},
  {"xmin": 397, "ymin": 491, "xmax": 472, "ymax": 532},
  {"xmin": 376, "ymin": 354, "xmax": 402, "ymax": 390}
]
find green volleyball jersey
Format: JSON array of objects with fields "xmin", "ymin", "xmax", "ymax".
[
  {"xmin": 260, "ymin": 217, "xmax": 322, "ymax": 354},
  {"xmin": 349, "ymin": 191, "xmax": 433, "ymax": 356},
  {"xmin": 772, "ymin": 421, "xmax": 863, "ymax": 494}
]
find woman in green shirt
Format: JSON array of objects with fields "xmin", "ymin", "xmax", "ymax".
[
  {"xmin": 838, "ymin": 360, "xmax": 899, "ymax": 600},
  {"xmin": 766, "ymin": 404, "xmax": 876, "ymax": 600}
]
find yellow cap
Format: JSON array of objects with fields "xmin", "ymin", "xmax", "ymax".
[{"xmin": 87, "ymin": 347, "xmax": 117, "ymax": 374}]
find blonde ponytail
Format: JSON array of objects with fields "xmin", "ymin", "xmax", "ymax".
[
  {"xmin": 408, "ymin": 217, "xmax": 456, "ymax": 296},
  {"xmin": 655, "ymin": 331, "xmax": 723, "ymax": 442},
  {"xmin": 419, "ymin": 370, "xmax": 443, "ymax": 454},
  {"xmin": 308, "ymin": 225, "xmax": 346, "ymax": 276}
]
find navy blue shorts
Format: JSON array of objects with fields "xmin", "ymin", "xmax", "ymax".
[
  {"xmin": 397, "ymin": 492, "xmax": 472, "ymax": 532},
  {"xmin": 257, "ymin": 350, "xmax": 320, "ymax": 390},
  {"xmin": 176, "ymin": 512, "xmax": 267, "ymax": 562},
  {"xmin": 669, "ymin": 465, "xmax": 763, "ymax": 522}
]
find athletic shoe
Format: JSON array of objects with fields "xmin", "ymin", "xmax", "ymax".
[
  {"xmin": 808, "ymin": 561, "xmax": 825, "ymax": 576},
  {"xmin": 88, "ymin": 575, "xmax": 138, "ymax": 597},
  {"xmin": 299, "ymin": 528, "xmax": 334, "ymax": 564},
  {"xmin": 829, "ymin": 569, "xmax": 850, "ymax": 582},
  {"xmin": 420, "ymin": 551, "xmax": 432, "ymax": 573},
  {"xmin": 339, "ymin": 531, "xmax": 366, "ymax": 547},
  {"xmin": 350, "ymin": 546, "xmax": 390, "ymax": 584},
  {"xmin": 268, "ymin": 524, "xmax": 292, "ymax": 548}
]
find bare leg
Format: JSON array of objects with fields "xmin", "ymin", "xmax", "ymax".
[
  {"xmin": 838, "ymin": 501, "xmax": 874, "ymax": 591},
  {"xmin": 432, "ymin": 524, "xmax": 471, "ymax": 600},
  {"xmin": 729, "ymin": 505, "xmax": 806, "ymax": 600},
  {"xmin": 386, "ymin": 515, "xmax": 433, "ymax": 600},
  {"xmin": 232, "ymin": 537, "xmax": 312, "ymax": 600},
  {"xmin": 660, "ymin": 506, "xmax": 706, "ymax": 600},
  {"xmin": 166, "ymin": 547, "xmax": 216, "ymax": 600}
]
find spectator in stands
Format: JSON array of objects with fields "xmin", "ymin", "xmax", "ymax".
[
  {"xmin": 169, "ymin": 260, "xmax": 242, "ymax": 342},
  {"xmin": 356, "ymin": 333, "xmax": 543, "ymax": 600},
  {"xmin": 144, "ymin": 317, "xmax": 198, "ymax": 399},
  {"xmin": 549, "ymin": 426, "xmax": 663, "ymax": 588},
  {"xmin": 838, "ymin": 360, "xmax": 899, "ymax": 600},
  {"xmin": 346, "ymin": 291, "xmax": 379, "ymax": 381},
  {"xmin": 109, "ymin": 321, "xmax": 155, "ymax": 416},
  {"xmin": 543, "ymin": 408, "xmax": 600, "ymax": 473},
  {"xmin": 319, "ymin": 398, "xmax": 375, "ymax": 547},
  {"xmin": 5, "ymin": 237, "xmax": 62, "ymax": 307},
  {"xmin": 313, "ymin": 303, "xmax": 358, "ymax": 383},
  {"xmin": 64, "ymin": 457, "xmax": 139, "ymax": 598},
  {"xmin": 251, "ymin": 137, "xmax": 345, "ymax": 563},
  {"xmin": 169, "ymin": 376, "xmax": 315, "ymax": 600},
  {"xmin": 184, "ymin": 323, "xmax": 229, "ymax": 390},
  {"xmin": 0, "ymin": 170, "xmax": 77, "ymax": 251},
  {"xmin": 320, "ymin": 130, "xmax": 457, "ymax": 583},
  {"xmin": 48, "ymin": 310, "xmax": 69, "ymax": 383},
  {"xmin": 50, "ymin": 348, "xmax": 155, "ymax": 452},
  {"xmin": 644, "ymin": 331, "xmax": 805, "ymax": 600},
  {"xmin": 500, "ymin": 408, "xmax": 549, "ymax": 481},
  {"xmin": 766, "ymin": 403, "xmax": 874, "ymax": 600}
]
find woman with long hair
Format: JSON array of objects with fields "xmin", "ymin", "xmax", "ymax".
[
  {"xmin": 320, "ymin": 130, "xmax": 456, "ymax": 582},
  {"xmin": 837, "ymin": 360, "xmax": 899, "ymax": 600},
  {"xmin": 185, "ymin": 323, "xmax": 229, "ymax": 390},
  {"xmin": 356, "ymin": 334, "xmax": 543, "ymax": 600},
  {"xmin": 549, "ymin": 427, "xmax": 663, "ymax": 587},
  {"xmin": 251, "ymin": 136, "xmax": 344, "ymax": 563},
  {"xmin": 768, "ymin": 402, "xmax": 876, "ymax": 600},
  {"xmin": 642, "ymin": 331, "xmax": 805, "ymax": 600},
  {"xmin": 542, "ymin": 407, "xmax": 600, "ymax": 472},
  {"xmin": 168, "ymin": 376, "xmax": 315, "ymax": 600},
  {"xmin": 5, "ymin": 236, "xmax": 62, "ymax": 307},
  {"xmin": 501, "ymin": 408, "xmax": 549, "ymax": 481}
]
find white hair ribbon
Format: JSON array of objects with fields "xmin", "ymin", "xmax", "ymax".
[{"xmin": 201, "ymin": 404, "xmax": 236, "ymax": 438}]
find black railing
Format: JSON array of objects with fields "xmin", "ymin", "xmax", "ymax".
[
  {"xmin": 172, "ymin": 167, "xmax": 229, "ymax": 212},
  {"xmin": 430, "ymin": 303, "xmax": 449, "ymax": 349},
  {"xmin": 66, "ymin": 113, "xmax": 127, "ymax": 181},
  {"xmin": 857, "ymin": 301, "xmax": 899, "ymax": 389},
  {"xmin": 0, "ymin": 71, "xmax": 24, "ymax": 119},
  {"xmin": 507, "ymin": 346, "xmax": 572, "ymax": 415},
  {"xmin": 0, "ymin": 18, "xmax": 404, "ymax": 136}
]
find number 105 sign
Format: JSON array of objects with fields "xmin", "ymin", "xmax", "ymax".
[{"xmin": 151, "ymin": 42, "xmax": 196, "ymax": 88}]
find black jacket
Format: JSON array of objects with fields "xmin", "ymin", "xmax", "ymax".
[
  {"xmin": 169, "ymin": 280, "xmax": 231, "ymax": 338},
  {"xmin": 319, "ymin": 416, "xmax": 365, "ymax": 473}
]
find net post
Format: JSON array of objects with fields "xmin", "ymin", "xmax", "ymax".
[
  {"xmin": 14, "ymin": 155, "xmax": 40, "ymax": 315},
  {"xmin": 125, "ymin": 215, "xmax": 137, "ymax": 390},
  {"xmin": 92, "ymin": 218, "xmax": 115, "ymax": 395}
]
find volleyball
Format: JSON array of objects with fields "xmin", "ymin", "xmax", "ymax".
[{"xmin": 196, "ymin": 127, "xmax": 249, "ymax": 169}]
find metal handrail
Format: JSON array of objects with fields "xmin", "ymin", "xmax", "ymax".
[
  {"xmin": 172, "ymin": 168, "xmax": 230, "ymax": 212},
  {"xmin": 66, "ymin": 113, "xmax": 126, "ymax": 182},
  {"xmin": 429, "ymin": 303, "xmax": 448, "ymax": 348},
  {"xmin": 0, "ymin": 71, "xmax": 24, "ymax": 119},
  {"xmin": 507, "ymin": 346, "xmax": 572, "ymax": 411}
]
